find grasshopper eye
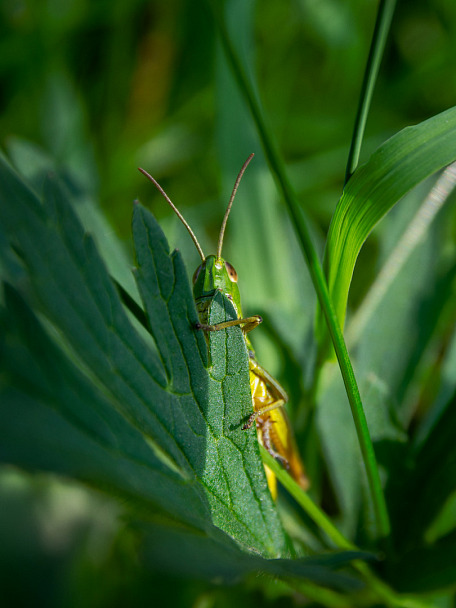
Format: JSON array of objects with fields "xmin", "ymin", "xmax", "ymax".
[
  {"xmin": 225, "ymin": 261, "xmax": 238, "ymax": 282},
  {"xmin": 193, "ymin": 264, "xmax": 203, "ymax": 284}
]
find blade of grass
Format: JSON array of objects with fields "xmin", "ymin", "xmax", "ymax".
[
  {"xmin": 344, "ymin": 0, "xmax": 397, "ymax": 183},
  {"xmin": 322, "ymin": 106, "xmax": 456, "ymax": 339},
  {"xmin": 260, "ymin": 446, "xmax": 355, "ymax": 551},
  {"xmin": 207, "ymin": 0, "xmax": 391, "ymax": 541},
  {"xmin": 346, "ymin": 162, "xmax": 456, "ymax": 346}
]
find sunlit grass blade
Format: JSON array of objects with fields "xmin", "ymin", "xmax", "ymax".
[
  {"xmin": 260, "ymin": 447, "xmax": 355, "ymax": 551},
  {"xmin": 346, "ymin": 162, "xmax": 456, "ymax": 346},
  {"xmin": 320, "ymin": 105, "xmax": 456, "ymax": 342}
]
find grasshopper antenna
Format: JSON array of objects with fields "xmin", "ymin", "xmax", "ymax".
[
  {"xmin": 216, "ymin": 153, "xmax": 254, "ymax": 260},
  {"xmin": 138, "ymin": 167, "xmax": 205, "ymax": 262}
]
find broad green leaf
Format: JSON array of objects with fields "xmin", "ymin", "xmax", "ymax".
[
  {"xmin": 0, "ymin": 156, "xmax": 287, "ymax": 558},
  {"xmin": 0, "ymin": 285, "xmax": 206, "ymax": 529},
  {"xmin": 132, "ymin": 203, "xmax": 288, "ymax": 556},
  {"xmin": 319, "ymin": 105, "xmax": 456, "ymax": 341}
]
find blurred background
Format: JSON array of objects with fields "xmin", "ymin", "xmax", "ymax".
[{"xmin": 1, "ymin": 0, "xmax": 456, "ymax": 605}]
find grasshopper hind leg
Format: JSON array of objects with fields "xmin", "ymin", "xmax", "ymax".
[{"xmin": 258, "ymin": 416, "xmax": 289, "ymax": 469}]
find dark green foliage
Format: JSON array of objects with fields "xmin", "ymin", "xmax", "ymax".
[{"xmin": 1, "ymin": 0, "xmax": 456, "ymax": 606}]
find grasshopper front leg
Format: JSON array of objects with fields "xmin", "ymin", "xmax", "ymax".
[{"xmin": 195, "ymin": 314, "xmax": 262, "ymax": 334}]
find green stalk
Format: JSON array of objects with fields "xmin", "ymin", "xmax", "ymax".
[
  {"xmin": 344, "ymin": 0, "xmax": 397, "ymax": 183},
  {"xmin": 208, "ymin": 0, "xmax": 391, "ymax": 541},
  {"xmin": 260, "ymin": 447, "xmax": 354, "ymax": 549}
]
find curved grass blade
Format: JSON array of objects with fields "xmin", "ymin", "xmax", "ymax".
[
  {"xmin": 346, "ymin": 162, "xmax": 456, "ymax": 347},
  {"xmin": 320, "ymin": 105, "xmax": 456, "ymax": 341}
]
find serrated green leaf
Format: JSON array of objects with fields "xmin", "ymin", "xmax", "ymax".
[
  {"xmin": 131, "ymin": 203, "xmax": 288, "ymax": 556},
  {"xmin": 319, "ymin": 105, "xmax": 456, "ymax": 340},
  {"xmin": 0, "ymin": 285, "xmax": 207, "ymax": 528},
  {"xmin": 0, "ymin": 156, "xmax": 289, "ymax": 559}
]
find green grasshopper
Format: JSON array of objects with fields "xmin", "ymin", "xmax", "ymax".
[{"xmin": 139, "ymin": 155, "xmax": 309, "ymax": 498}]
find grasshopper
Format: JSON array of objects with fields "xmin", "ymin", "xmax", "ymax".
[{"xmin": 139, "ymin": 154, "xmax": 309, "ymax": 498}]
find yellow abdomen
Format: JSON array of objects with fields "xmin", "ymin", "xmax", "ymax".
[{"xmin": 249, "ymin": 365, "xmax": 309, "ymax": 499}]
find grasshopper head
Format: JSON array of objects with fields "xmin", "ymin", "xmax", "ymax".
[{"xmin": 192, "ymin": 254, "xmax": 243, "ymax": 317}]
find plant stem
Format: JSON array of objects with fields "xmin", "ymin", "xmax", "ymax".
[
  {"xmin": 344, "ymin": 0, "xmax": 397, "ymax": 184},
  {"xmin": 260, "ymin": 447, "xmax": 354, "ymax": 549},
  {"xmin": 209, "ymin": 0, "xmax": 391, "ymax": 542}
]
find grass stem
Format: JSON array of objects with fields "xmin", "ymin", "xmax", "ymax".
[
  {"xmin": 344, "ymin": 0, "xmax": 397, "ymax": 183},
  {"xmin": 209, "ymin": 0, "xmax": 391, "ymax": 542}
]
